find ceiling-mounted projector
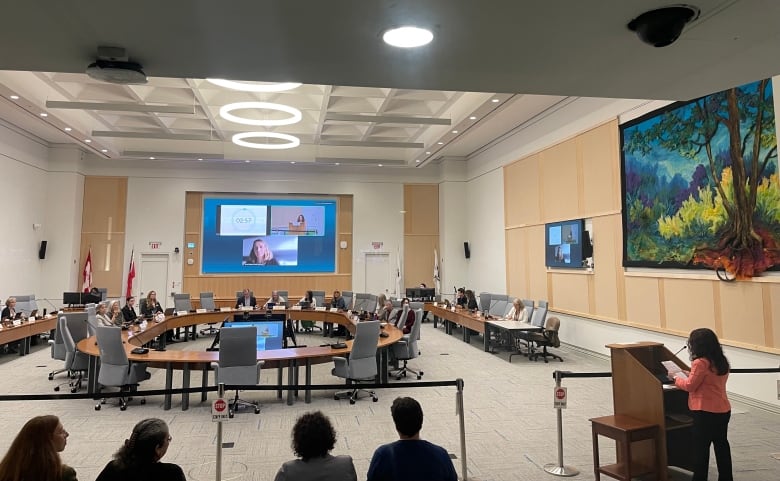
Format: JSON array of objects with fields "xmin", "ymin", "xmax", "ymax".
[{"xmin": 86, "ymin": 46, "xmax": 147, "ymax": 84}]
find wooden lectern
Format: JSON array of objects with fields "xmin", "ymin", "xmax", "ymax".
[{"xmin": 604, "ymin": 342, "xmax": 694, "ymax": 480}]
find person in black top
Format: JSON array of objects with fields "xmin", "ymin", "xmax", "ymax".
[
  {"xmin": 2, "ymin": 297, "xmax": 17, "ymax": 320},
  {"xmin": 141, "ymin": 291, "xmax": 163, "ymax": 318},
  {"xmin": 455, "ymin": 288, "xmax": 467, "ymax": 308},
  {"xmin": 236, "ymin": 288, "xmax": 257, "ymax": 309},
  {"xmin": 122, "ymin": 296, "xmax": 139, "ymax": 323},
  {"xmin": 96, "ymin": 418, "xmax": 185, "ymax": 481},
  {"xmin": 330, "ymin": 291, "xmax": 346, "ymax": 311},
  {"xmin": 465, "ymin": 290, "xmax": 478, "ymax": 311}
]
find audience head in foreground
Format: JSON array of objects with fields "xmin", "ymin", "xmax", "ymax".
[
  {"xmin": 0, "ymin": 414, "xmax": 76, "ymax": 481},
  {"xmin": 274, "ymin": 411, "xmax": 357, "ymax": 481},
  {"xmin": 95, "ymin": 418, "xmax": 185, "ymax": 481},
  {"xmin": 367, "ymin": 397, "xmax": 457, "ymax": 481}
]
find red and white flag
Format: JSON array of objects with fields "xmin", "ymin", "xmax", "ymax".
[
  {"xmin": 125, "ymin": 249, "xmax": 136, "ymax": 299},
  {"xmin": 82, "ymin": 248, "xmax": 93, "ymax": 292}
]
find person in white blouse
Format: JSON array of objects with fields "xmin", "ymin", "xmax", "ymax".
[
  {"xmin": 504, "ymin": 299, "xmax": 527, "ymax": 323},
  {"xmin": 96, "ymin": 302, "xmax": 117, "ymax": 327}
]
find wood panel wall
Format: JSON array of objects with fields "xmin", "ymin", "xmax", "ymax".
[
  {"xmin": 404, "ymin": 184, "xmax": 439, "ymax": 290},
  {"xmin": 79, "ymin": 176, "xmax": 127, "ymax": 297},
  {"xmin": 182, "ymin": 192, "xmax": 353, "ymax": 301},
  {"xmin": 503, "ymin": 120, "xmax": 780, "ymax": 354}
]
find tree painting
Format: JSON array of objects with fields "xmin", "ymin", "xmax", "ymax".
[{"xmin": 621, "ymin": 79, "xmax": 779, "ymax": 279}]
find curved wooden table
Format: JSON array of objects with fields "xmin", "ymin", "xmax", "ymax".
[{"xmin": 77, "ymin": 309, "xmax": 402, "ymax": 410}]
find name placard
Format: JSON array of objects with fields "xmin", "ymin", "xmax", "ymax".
[
  {"xmin": 291, "ymin": 305, "xmax": 302, "ymax": 311},
  {"xmin": 272, "ymin": 305, "xmax": 286, "ymax": 311},
  {"xmin": 220, "ymin": 307, "xmax": 232, "ymax": 312},
  {"xmin": 196, "ymin": 308, "xmax": 207, "ymax": 314},
  {"xmin": 329, "ymin": 307, "xmax": 338, "ymax": 312},
  {"xmin": 176, "ymin": 310, "xmax": 188, "ymax": 316},
  {"xmin": 315, "ymin": 306, "xmax": 327, "ymax": 311}
]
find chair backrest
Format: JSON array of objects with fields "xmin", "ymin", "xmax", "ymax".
[
  {"xmin": 353, "ymin": 293, "xmax": 371, "ymax": 312},
  {"xmin": 173, "ymin": 293, "xmax": 192, "ymax": 312},
  {"xmin": 235, "ymin": 290, "xmax": 254, "ymax": 299},
  {"xmin": 478, "ymin": 292, "xmax": 491, "ymax": 312},
  {"xmin": 413, "ymin": 307, "xmax": 423, "ymax": 341},
  {"xmin": 537, "ymin": 300, "xmax": 549, "ymax": 309},
  {"xmin": 545, "ymin": 316, "xmax": 561, "ymax": 347},
  {"xmin": 365, "ymin": 294, "xmax": 378, "ymax": 313},
  {"xmin": 85, "ymin": 305, "xmax": 98, "ymax": 336},
  {"xmin": 341, "ymin": 291, "xmax": 354, "ymax": 310},
  {"xmin": 98, "ymin": 288, "xmax": 108, "ymax": 301},
  {"xmin": 12, "ymin": 295, "xmax": 33, "ymax": 314},
  {"xmin": 521, "ymin": 298, "xmax": 534, "ymax": 320},
  {"xmin": 489, "ymin": 294, "xmax": 508, "ymax": 316},
  {"xmin": 311, "ymin": 290, "xmax": 326, "ymax": 307},
  {"xmin": 65, "ymin": 314, "xmax": 89, "ymax": 344},
  {"xmin": 390, "ymin": 298, "xmax": 402, "ymax": 308},
  {"xmin": 200, "ymin": 292, "xmax": 216, "ymax": 311},
  {"xmin": 530, "ymin": 305, "xmax": 548, "ymax": 328},
  {"xmin": 51, "ymin": 317, "xmax": 67, "ymax": 360},
  {"xmin": 95, "ymin": 326, "xmax": 128, "ymax": 367},
  {"xmin": 349, "ymin": 321, "xmax": 380, "ymax": 361},
  {"xmin": 218, "ymin": 326, "xmax": 259, "ymax": 368},
  {"xmin": 276, "ymin": 290, "xmax": 289, "ymax": 307},
  {"xmin": 409, "ymin": 301, "xmax": 424, "ymax": 311},
  {"xmin": 60, "ymin": 316, "xmax": 77, "ymax": 355},
  {"xmin": 503, "ymin": 297, "xmax": 517, "ymax": 317}
]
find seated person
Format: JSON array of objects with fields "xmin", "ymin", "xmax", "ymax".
[
  {"xmin": 141, "ymin": 291, "xmax": 163, "ymax": 318},
  {"xmin": 263, "ymin": 290, "xmax": 286, "ymax": 309},
  {"xmin": 393, "ymin": 299, "xmax": 416, "ymax": 334},
  {"xmin": 455, "ymin": 288, "xmax": 467, "ymax": 308},
  {"xmin": 0, "ymin": 415, "xmax": 77, "ymax": 481},
  {"xmin": 274, "ymin": 411, "xmax": 357, "ymax": 481},
  {"xmin": 377, "ymin": 300, "xmax": 395, "ymax": 322},
  {"xmin": 298, "ymin": 290, "xmax": 318, "ymax": 332},
  {"xmin": 108, "ymin": 300, "xmax": 125, "ymax": 326},
  {"xmin": 244, "ymin": 238, "xmax": 279, "ymax": 266},
  {"xmin": 96, "ymin": 418, "xmax": 185, "ymax": 481},
  {"xmin": 298, "ymin": 290, "xmax": 317, "ymax": 308},
  {"xmin": 96, "ymin": 302, "xmax": 116, "ymax": 327},
  {"xmin": 504, "ymin": 299, "xmax": 527, "ymax": 322},
  {"xmin": 122, "ymin": 296, "xmax": 139, "ymax": 323},
  {"xmin": 330, "ymin": 290, "xmax": 346, "ymax": 311},
  {"xmin": 2, "ymin": 297, "xmax": 17, "ymax": 320},
  {"xmin": 367, "ymin": 397, "xmax": 456, "ymax": 481},
  {"xmin": 465, "ymin": 290, "xmax": 479, "ymax": 311},
  {"xmin": 235, "ymin": 288, "xmax": 257, "ymax": 309}
]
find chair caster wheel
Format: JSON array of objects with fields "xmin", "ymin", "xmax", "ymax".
[
  {"xmin": 120, "ymin": 405, "xmax": 127, "ymax": 411},
  {"xmin": 48, "ymin": 374, "xmax": 54, "ymax": 380},
  {"xmin": 420, "ymin": 371, "xmax": 424, "ymax": 376},
  {"xmin": 372, "ymin": 396, "xmax": 378, "ymax": 402},
  {"xmin": 70, "ymin": 388, "xmax": 77, "ymax": 393},
  {"xmin": 228, "ymin": 411, "xmax": 235, "ymax": 419},
  {"xmin": 254, "ymin": 407, "xmax": 260, "ymax": 414},
  {"xmin": 140, "ymin": 399, "xmax": 146, "ymax": 405},
  {"xmin": 349, "ymin": 399, "xmax": 356, "ymax": 405},
  {"xmin": 396, "ymin": 376, "xmax": 401, "ymax": 380},
  {"xmin": 94, "ymin": 404, "xmax": 101, "ymax": 411},
  {"xmin": 54, "ymin": 386, "xmax": 60, "ymax": 392},
  {"xmin": 334, "ymin": 395, "xmax": 339, "ymax": 400},
  {"xmin": 416, "ymin": 375, "xmax": 422, "ymax": 380}
]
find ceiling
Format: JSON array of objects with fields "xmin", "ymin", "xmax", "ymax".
[{"xmin": 0, "ymin": 0, "xmax": 778, "ymax": 168}]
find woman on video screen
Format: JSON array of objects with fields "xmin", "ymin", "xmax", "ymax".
[{"xmin": 245, "ymin": 238, "xmax": 279, "ymax": 266}]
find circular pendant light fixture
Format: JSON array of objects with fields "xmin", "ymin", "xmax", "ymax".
[
  {"xmin": 219, "ymin": 101, "xmax": 302, "ymax": 126},
  {"xmin": 232, "ymin": 132, "xmax": 300, "ymax": 150},
  {"xmin": 206, "ymin": 79, "xmax": 301, "ymax": 92}
]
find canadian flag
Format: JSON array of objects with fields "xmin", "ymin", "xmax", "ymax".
[
  {"xmin": 126, "ymin": 249, "xmax": 136, "ymax": 299},
  {"xmin": 82, "ymin": 248, "xmax": 93, "ymax": 292}
]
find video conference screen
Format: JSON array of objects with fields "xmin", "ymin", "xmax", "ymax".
[
  {"xmin": 202, "ymin": 196, "xmax": 337, "ymax": 273},
  {"xmin": 545, "ymin": 219, "xmax": 585, "ymax": 268},
  {"xmin": 222, "ymin": 320, "xmax": 284, "ymax": 351}
]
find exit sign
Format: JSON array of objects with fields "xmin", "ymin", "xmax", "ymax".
[{"xmin": 149, "ymin": 241, "xmax": 162, "ymax": 249}]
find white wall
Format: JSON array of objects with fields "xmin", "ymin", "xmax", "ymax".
[
  {"xmin": 438, "ymin": 161, "xmax": 469, "ymax": 300},
  {"xmin": 465, "ymin": 168, "xmax": 506, "ymax": 293}
]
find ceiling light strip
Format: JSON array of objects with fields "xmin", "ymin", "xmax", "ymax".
[
  {"xmin": 325, "ymin": 113, "xmax": 451, "ymax": 125},
  {"xmin": 46, "ymin": 101, "xmax": 195, "ymax": 114}
]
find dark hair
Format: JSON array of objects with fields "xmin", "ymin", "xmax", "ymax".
[
  {"xmin": 305, "ymin": 290, "xmax": 313, "ymax": 302},
  {"xmin": 113, "ymin": 418, "xmax": 169, "ymax": 469},
  {"xmin": 465, "ymin": 290, "xmax": 475, "ymax": 301},
  {"xmin": 0, "ymin": 415, "xmax": 62, "ymax": 481},
  {"xmin": 391, "ymin": 397, "xmax": 423, "ymax": 437},
  {"xmin": 291, "ymin": 411, "xmax": 336, "ymax": 461},
  {"xmin": 688, "ymin": 328, "xmax": 729, "ymax": 376}
]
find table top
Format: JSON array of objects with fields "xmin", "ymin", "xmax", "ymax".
[{"xmin": 485, "ymin": 320, "xmax": 543, "ymax": 331}]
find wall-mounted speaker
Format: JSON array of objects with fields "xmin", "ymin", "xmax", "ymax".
[
  {"xmin": 464, "ymin": 241, "xmax": 471, "ymax": 259},
  {"xmin": 38, "ymin": 240, "xmax": 48, "ymax": 259},
  {"xmin": 583, "ymin": 230, "xmax": 593, "ymax": 258}
]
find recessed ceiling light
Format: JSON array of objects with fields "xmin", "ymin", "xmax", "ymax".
[
  {"xmin": 9, "ymin": 95, "xmax": 19, "ymax": 100},
  {"xmin": 469, "ymin": 116, "xmax": 477, "ymax": 120},
  {"xmin": 149, "ymin": 156, "xmax": 155, "ymax": 160},
  {"xmin": 382, "ymin": 26, "xmax": 434, "ymax": 48},
  {"xmin": 452, "ymin": 130, "xmax": 458, "ymax": 134},
  {"xmin": 206, "ymin": 79, "xmax": 301, "ymax": 92},
  {"xmin": 245, "ymin": 160, "xmax": 250, "ymax": 163},
  {"xmin": 197, "ymin": 158, "xmax": 203, "ymax": 161},
  {"xmin": 415, "ymin": 160, "xmax": 420, "ymax": 163},
  {"xmin": 290, "ymin": 161, "xmax": 296, "ymax": 164},
  {"xmin": 64, "ymin": 127, "xmax": 72, "ymax": 132},
  {"xmin": 425, "ymin": 151, "xmax": 431, "ymax": 155},
  {"xmin": 437, "ymin": 141, "xmax": 443, "ymax": 145},
  {"xmin": 378, "ymin": 164, "xmax": 383, "ymax": 167},
  {"xmin": 84, "ymin": 139, "xmax": 92, "ymax": 143},
  {"xmin": 491, "ymin": 98, "xmax": 500, "ymax": 103},
  {"xmin": 220, "ymin": 101, "xmax": 302, "ymax": 126},
  {"xmin": 39, "ymin": 113, "xmax": 48, "ymax": 117},
  {"xmin": 101, "ymin": 149, "xmax": 108, "ymax": 153},
  {"xmin": 335, "ymin": 163, "xmax": 340, "ymax": 166}
]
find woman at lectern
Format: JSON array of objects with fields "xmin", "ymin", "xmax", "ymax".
[
  {"xmin": 668, "ymin": 328, "xmax": 733, "ymax": 481},
  {"xmin": 245, "ymin": 238, "xmax": 279, "ymax": 266},
  {"xmin": 0, "ymin": 415, "xmax": 77, "ymax": 481},
  {"xmin": 96, "ymin": 418, "xmax": 185, "ymax": 481}
]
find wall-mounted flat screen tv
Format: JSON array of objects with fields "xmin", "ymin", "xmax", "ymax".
[{"xmin": 545, "ymin": 219, "xmax": 586, "ymax": 268}]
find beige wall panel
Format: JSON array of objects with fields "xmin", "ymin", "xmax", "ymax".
[
  {"xmin": 580, "ymin": 122, "xmax": 620, "ymax": 215},
  {"xmin": 540, "ymin": 140, "xmax": 579, "ymax": 221},
  {"xmin": 768, "ymin": 284, "xmax": 780, "ymax": 348},
  {"xmin": 182, "ymin": 274, "xmax": 352, "ymax": 302},
  {"xmin": 526, "ymin": 224, "xmax": 548, "ymax": 301},
  {"xmin": 551, "ymin": 273, "xmax": 590, "ymax": 313},
  {"xmin": 504, "ymin": 154, "xmax": 541, "ymax": 226},
  {"xmin": 505, "ymin": 228, "xmax": 528, "ymax": 297},
  {"xmin": 80, "ymin": 233, "xmax": 125, "ymax": 297},
  {"xmin": 717, "ymin": 282, "xmax": 765, "ymax": 346},
  {"xmin": 404, "ymin": 235, "xmax": 438, "ymax": 289},
  {"xmin": 664, "ymin": 279, "xmax": 716, "ymax": 334},
  {"xmin": 337, "ymin": 195, "xmax": 353, "ymax": 234},
  {"xmin": 404, "ymin": 184, "xmax": 439, "ymax": 235},
  {"xmin": 624, "ymin": 277, "xmax": 662, "ymax": 327},
  {"xmin": 184, "ymin": 192, "xmax": 202, "ymax": 234},
  {"xmin": 183, "ymin": 233, "xmax": 200, "ymax": 277},
  {"xmin": 81, "ymin": 177, "xmax": 127, "ymax": 233},
  {"xmin": 338, "ymin": 233, "xmax": 352, "ymax": 274},
  {"xmin": 592, "ymin": 215, "xmax": 620, "ymax": 319}
]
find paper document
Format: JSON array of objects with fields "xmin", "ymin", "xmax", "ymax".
[{"xmin": 661, "ymin": 360, "xmax": 687, "ymax": 379}]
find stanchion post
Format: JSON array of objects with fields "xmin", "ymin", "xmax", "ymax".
[
  {"xmin": 544, "ymin": 371, "xmax": 579, "ymax": 477},
  {"xmin": 216, "ymin": 382, "xmax": 224, "ymax": 481},
  {"xmin": 456, "ymin": 378, "xmax": 468, "ymax": 481}
]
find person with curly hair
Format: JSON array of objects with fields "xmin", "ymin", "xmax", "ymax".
[
  {"xmin": 0, "ymin": 415, "xmax": 76, "ymax": 481},
  {"xmin": 95, "ymin": 418, "xmax": 185, "ymax": 481},
  {"xmin": 274, "ymin": 411, "xmax": 357, "ymax": 481}
]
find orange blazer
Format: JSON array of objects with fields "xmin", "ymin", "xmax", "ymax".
[{"xmin": 674, "ymin": 357, "xmax": 730, "ymax": 413}]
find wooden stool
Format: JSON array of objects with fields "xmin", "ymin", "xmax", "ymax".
[{"xmin": 590, "ymin": 414, "xmax": 660, "ymax": 481}]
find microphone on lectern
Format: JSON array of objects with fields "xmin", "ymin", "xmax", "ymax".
[{"xmin": 672, "ymin": 344, "xmax": 687, "ymax": 357}]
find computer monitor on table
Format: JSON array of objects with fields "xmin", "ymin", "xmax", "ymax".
[
  {"xmin": 223, "ymin": 318, "xmax": 285, "ymax": 351},
  {"xmin": 63, "ymin": 292, "xmax": 101, "ymax": 306},
  {"xmin": 405, "ymin": 287, "xmax": 435, "ymax": 301}
]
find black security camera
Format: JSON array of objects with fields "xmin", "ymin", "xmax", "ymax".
[{"xmin": 627, "ymin": 5, "xmax": 700, "ymax": 47}]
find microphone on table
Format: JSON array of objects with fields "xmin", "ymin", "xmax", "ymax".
[{"xmin": 673, "ymin": 344, "xmax": 687, "ymax": 357}]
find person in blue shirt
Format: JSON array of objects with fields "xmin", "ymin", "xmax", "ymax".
[{"xmin": 367, "ymin": 397, "xmax": 457, "ymax": 481}]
